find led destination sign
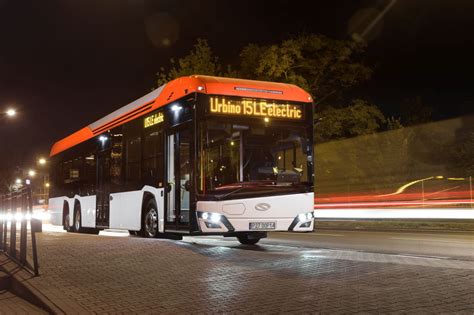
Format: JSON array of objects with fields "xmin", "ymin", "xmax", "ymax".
[
  {"xmin": 209, "ymin": 97, "xmax": 304, "ymax": 120},
  {"xmin": 144, "ymin": 112, "xmax": 164, "ymax": 128}
]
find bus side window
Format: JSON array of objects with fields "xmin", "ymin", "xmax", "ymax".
[
  {"xmin": 143, "ymin": 129, "xmax": 163, "ymax": 187},
  {"xmin": 84, "ymin": 153, "xmax": 96, "ymax": 195},
  {"xmin": 123, "ymin": 121, "xmax": 142, "ymax": 188},
  {"xmin": 110, "ymin": 129, "xmax": 123, "ymax": 188},
  {"xmin": 126, "ymin": 137, "xmax": 141, "ymax": 184}
]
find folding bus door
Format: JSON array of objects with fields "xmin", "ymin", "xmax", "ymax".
[{"xmin": 165, "ymin": 124, "xmax": 191, "ymax": 231}]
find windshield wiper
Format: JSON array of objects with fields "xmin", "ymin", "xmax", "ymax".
[{"xmin": 215, "ymin": 186, "xmax": 248, "ymax": 200}]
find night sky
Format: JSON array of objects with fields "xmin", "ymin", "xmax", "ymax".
[{"xmin": 0, "ymin": 0, "xmax": 473, "ymax": 171}]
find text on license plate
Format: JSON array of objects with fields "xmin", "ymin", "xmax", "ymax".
[{"xmin": 249, "ymin": 222, "xmax": 276, "ymax": 230}]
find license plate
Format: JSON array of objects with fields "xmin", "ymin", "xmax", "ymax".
[{"xmin": 249, "ymin": 222, "xmax": 276, "ymax": 230}]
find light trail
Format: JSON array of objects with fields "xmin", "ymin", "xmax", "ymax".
[
  {"xmin": 315, "ymin": 199, "xmax": 473, "ymax": 208},
  {"xmin": 314, "ymin": 208, "xmax": 474, "ymax": 220}
]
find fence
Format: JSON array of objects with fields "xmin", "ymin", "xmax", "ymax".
[{"xmin": 0, "ymin": 186, "xmax": 39, "ymax": 276}]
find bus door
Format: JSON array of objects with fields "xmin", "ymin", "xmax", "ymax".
[
  {"xmin": 165, "ymin": 125, "xmax": 191, "ymax": 231},
  {"xmin": 96, "ymin": 150, "xmax": 110, "ymax": 228}
]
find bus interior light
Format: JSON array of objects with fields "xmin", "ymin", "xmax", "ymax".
[
  {"xmin": 99, "ymin": 135, "xmax": 108, "ymax": 144},
  {"xmin": 171, "ymin": 104, "xmax": 182, "ymax": 112}
]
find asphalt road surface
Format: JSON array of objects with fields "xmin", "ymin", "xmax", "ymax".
[{"xmin": 188, "ymin": 229, "xmax": 474, "ymax": 261}]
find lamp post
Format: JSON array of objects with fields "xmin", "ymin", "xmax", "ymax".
[{"xmin": 36, "ymin": 157, "xmax": 49, "ymax": 204}]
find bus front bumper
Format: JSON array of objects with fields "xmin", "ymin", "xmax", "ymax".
[{"xmin": 197, "ymin": 211, "xmax": 314, "ymax": 233}]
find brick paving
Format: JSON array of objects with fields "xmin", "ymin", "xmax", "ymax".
[
  {"xmin": 5, "ymin": 231, "xmax": 474, "ymax": 314},
  {"xmin": 0, "ymin": 290, "xmax": 46, "ymax": 314}
]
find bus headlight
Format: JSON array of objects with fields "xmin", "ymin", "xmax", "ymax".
[
  {"xmin": 210, "ymin": 213, "xmax": 221, "ymax": 223},
  {"xmin": 298, "ymin": 213, "xmax": 307, "ymax": 222},
  {"xmin": 199, "ymin": 212, "xmax": 221, "ymax": 223},
  {"xmin": 198, "ymin": 212, "xmax": 234, "ymax": 231},
  {"xmin": 298, "ymin": 212, "xmax": 313, "ymax": 222}
]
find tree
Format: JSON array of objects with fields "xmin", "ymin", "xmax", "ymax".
[
  {"xmin": 314, "ymin": 99, "xmax": 386, "ymax": 142},
  {"xmin": 0, "ymin": 168, "xmax": 14, "ymax": 194},
  {"xmin": 459, "ymin": 132, "xmax": 474, "ymax": 175},
  {"xmin": 156, "ymin": 39, "xmax": 222, "ymax": 86},
  {"xmin": 399, "ymin": 96, "xmax": 433, "ymax": 126},
  {"xmin": 238, "ymin": 34, "xmax": 372, "ymax": 107}
]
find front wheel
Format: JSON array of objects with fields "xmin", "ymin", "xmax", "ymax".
[
  {"xmin": 141, "ymin": 199, "xmax": 159, "ymax": 238},
  {"xmin": 237, "ymin": 234, "xmax": 261, "ymax": 245}
]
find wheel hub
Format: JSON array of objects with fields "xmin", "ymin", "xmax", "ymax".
[{"xmin": 145, "ymin": 208, "xmax": 158, "ymax": 237}]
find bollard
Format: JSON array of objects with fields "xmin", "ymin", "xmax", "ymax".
[
  {"xmin": 20, "ymin": 191, "xmax": 28, "ymax": 265},
  {"xmin": 31, "ymin": 218, "xmax": 42, "ymax": 233}
]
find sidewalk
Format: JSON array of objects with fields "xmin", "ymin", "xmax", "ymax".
[
  {"xmin": 0, "ymin": 255, "xmax": 48, "ymax": 314},
  {"xmin": 1, "ymin": 231, "xmax": 473, "ymax": 313}
]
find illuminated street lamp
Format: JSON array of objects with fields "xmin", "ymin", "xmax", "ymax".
[
  {"xmin": 38, "ymin": 158, "xmax": 47, "ymax": 165},
  {"xmin": 15, "ymin": 178, "xmax": 22, "ymax": 185},
  {"xmin": 5, "ymin": 108, "xmax": 16, "ymax": 117},
  {"xmin": 28, "ymin": 169, "xmax": 36, "ymax": 177}
]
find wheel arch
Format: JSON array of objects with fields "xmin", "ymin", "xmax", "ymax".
[{"xmin": 141, "ymin": 186, "xmax": 164, "ymax": 233}]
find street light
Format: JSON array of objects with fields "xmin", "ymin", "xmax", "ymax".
[
  {"xmin": 5, "ymin": 108, "xmax": 16, "ymax": 117},
  {"xmin": 28, "ymin": 169, "xmax": 36, "ymax": 177},
  {"xmin": 38, "ymin": 158, "xmax": 47, "ymax": 165}
]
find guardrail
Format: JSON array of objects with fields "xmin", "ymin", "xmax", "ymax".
[{"xmin": 0, "ymin": 186, "xmax": 40, "ymax": 276}]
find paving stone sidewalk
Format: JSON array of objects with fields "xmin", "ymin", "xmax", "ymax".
[
  {"xmin": 0, "ymin": 290, "xmax": 46, "ymax": 314},
  {"xmin": 4, "ymin": 231, "xmax": 474, "ymax": 314}
]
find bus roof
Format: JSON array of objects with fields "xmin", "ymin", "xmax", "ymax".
[{"xmin": 50, "ymin": 75, "xmax": 312, "ymax": 157}]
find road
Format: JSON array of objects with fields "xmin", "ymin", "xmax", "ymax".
[
  {"xmin": 266, "ymin": 230, "xmax": 474, "ymax": 260},
  {"xmin": 45, "ymin": 224, "xmax": 474, "ymax": 259},
  {"xmin": 179, "ymin": 229, "xmax": 474, "ymax": 261}
]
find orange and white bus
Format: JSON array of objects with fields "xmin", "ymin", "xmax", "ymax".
[{"xmin": 48, "ymin": 75, "xmax": 314, "ymax": 244}]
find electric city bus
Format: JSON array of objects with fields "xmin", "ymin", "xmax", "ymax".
[{"xmin": 48, "ymin": 75, "xmax": 314, "ymax": 244}]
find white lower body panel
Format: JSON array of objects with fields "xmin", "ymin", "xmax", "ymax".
[
  {"xmin": 196, "ymin": 192, "xmax": 314, "ymax": 233},
  {"xmin": 47, "ymin": 186, "xmax": 164, "ymax": 232}
]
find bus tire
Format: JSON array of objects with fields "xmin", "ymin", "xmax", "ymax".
[
  {"xmin": 63, "ymin": 203, "xmax": 72, "ymax": 232},
  {"xmin": 141, "ymin": 199, "xmax": 158, "ymax": 238},
  {"xmin": 73, "ymin": 203, "xmax": 83, "ymax": 233},
  {"xmin": 237, "ymin": 234, "xmax": 261, "ymax": 245}
]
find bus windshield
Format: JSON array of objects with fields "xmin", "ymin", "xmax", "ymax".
[{"xmin": 199, "ymin": 119, "xmax": 313, "ymax": 197}]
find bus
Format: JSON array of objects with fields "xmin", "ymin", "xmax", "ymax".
[{"xmin": 48, "ymin": 75, "xmax": 314, "ymax": 244}]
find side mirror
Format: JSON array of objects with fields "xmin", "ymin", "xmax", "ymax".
[{"xmin": 165, "ymin": 182, "xmax": 172, "ymax": 193}]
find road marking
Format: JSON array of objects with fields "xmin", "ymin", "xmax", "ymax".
[
  {"xmin": 390, "ymin": 253, "xmax": 451, "ymax": 260},
  {"xmin": 277, "ymin": 232, "xmax": 344, "ymax": 237},
  {"xmin": 390, "ymin": 237, "xmax": 474, "ymax": 244}
]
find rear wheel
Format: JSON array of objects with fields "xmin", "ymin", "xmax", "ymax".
[
  {"xmin": 74, "ymin": 206, "xmax": 82, "ymax": 233},
  {"xmin": 63, "ymin": 211, "xmax": 71, "ymax": 232},
  {"xmin": 237, "ymin": 234, "xmax": 261, "ymax": 245},
  {"xmin": 141, "ymin": 199, "xmax": 158, "ymax": 238}
]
